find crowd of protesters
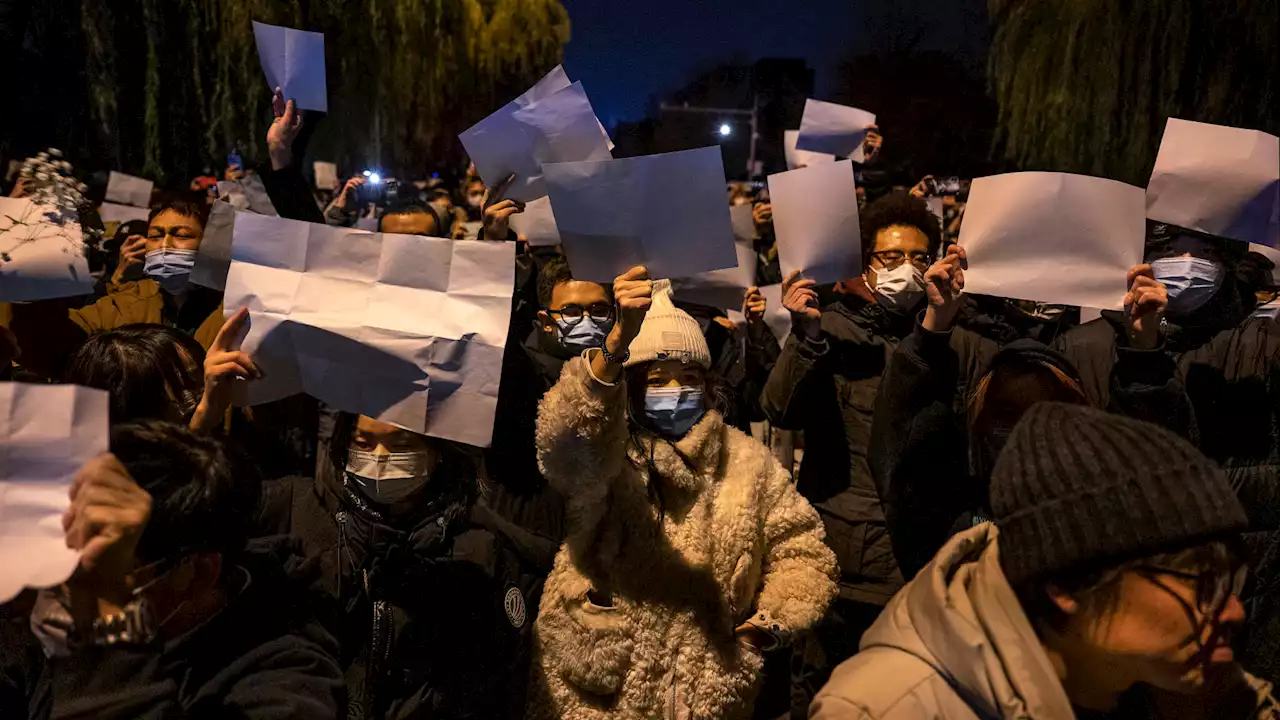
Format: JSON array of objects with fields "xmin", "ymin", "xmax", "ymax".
[{"xmin": 0, "ymin": 76, "xmax": 1277, "ymax": 720}]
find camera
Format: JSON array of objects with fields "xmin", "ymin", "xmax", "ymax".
[{"xmin": 355, "ymin": 172, "xmax": 401, "ymax": 207}]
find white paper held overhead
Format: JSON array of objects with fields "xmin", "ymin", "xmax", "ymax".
[
  {"xmin": 959, "ymin": 172, "xmax": 1146, "ymax": 310},
  {"xmin": 509, "ymin": 196, "xmax": 561, "ymax": 247},
  {"xmin": 671, "ymin": 204, "xmax": 757, "ymax": 310},
  {"xmin": 794, "ymin": 99, "xmax": 877, "ymax": 161},
  {"xmin": 459, "ymin": 81, "xmax": 613, "ymax": 203},
  {"xmin": 0, "ymin": 198, "xmax": 93, "ymax": 302},
  {"xmin": 1146, "ymin": 118, "xmax": 1279, "ymax": 248},
  {"xmin": 313, "ymin": 161, "xmax": 339, "ymax": 190},
  {"xmin": 0, "ymin": 383, "xmax": 109, "ymax": 603},
  {"xmin": 223, "ymin": 214, "xmax": 514, "ymax": 448},
  {"xmin": 769, "ymin": 160, "xmax": 862, "ymax": 285},
  {"xmin": 98, "ymin": 202, "xmax": 151, "ymax": 225},
  {"xmin": 252, "ymin": 21, "xmax": 328, "ymax": 112},
  {"xmin": 105, "ymin": 171, "xmax": 153, "ymax": 208},
  {"xmin": 543, "ymin": 146, "xmax": 738, "ymax": 283},
  {"xmin": 783, "ymin": 130, "xmax": 836, "ymax": 171}
]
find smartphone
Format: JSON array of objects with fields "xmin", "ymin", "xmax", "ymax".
[
  {"xmin": 937, "ymin": 176, "xmax": 961, "ymax": 195},
  {"xmin": 227, "ymin": 149, "xmax": 243, "ymax": 169}
]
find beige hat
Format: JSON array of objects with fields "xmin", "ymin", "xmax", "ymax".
[{"xmin": 623, "ymin": 279, "xmax": 712, "ymax": 369}]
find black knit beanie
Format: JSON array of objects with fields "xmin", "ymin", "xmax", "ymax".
[{"xmin": 992, "ymin": 402, "xmax": 1247, "ymax": 586}]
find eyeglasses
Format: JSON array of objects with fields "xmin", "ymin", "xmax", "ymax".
[
  {"xmin": 870, "ymin": 249, "xmax": 932, "ymax": 271},
  {"xmin": 1133, "ymin": 562, "xmax": 1249, "ymax": 615},
  {"xmin": 547, "ymin": 303, "xmax": 615, "ymax": 326}
]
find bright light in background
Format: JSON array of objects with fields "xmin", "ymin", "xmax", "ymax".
[
  {"xmin": 719, "ymin": 124, "xmax": 732, "ymax": 137},
  {"xmin": 369, "ymin": 173, "xmax": 382, "ymax": 184},
  {"xmin": 362, "ymin": 170, "xmax": 372, "ymax": 177}
]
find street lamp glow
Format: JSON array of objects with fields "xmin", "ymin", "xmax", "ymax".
[{"xmin": 719, "ymin": 124, "xmax": 732, "ymax": 137}]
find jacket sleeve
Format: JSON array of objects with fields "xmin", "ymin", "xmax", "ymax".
[
  {"xmin": 759, "ymin": 331, "xmax": 832, "ymax": 430},
  {"xmin": 748, "ymin": 454, "xmax": 838, "ymax": 647},
  {"xmin": 1107, "ymin": 344, "xmax": 1199, "ymax": 443},
  {"xmin": 868, "ymin": 322, "xmax": 981, "ymax": 578},
  {"xmin": 258, "ymin": 165, "xmax": 324, "ymax": 225},
  {"xmin": 47, "ymin": 638, "xmax": 343, "ymax": 720},
  {"xmin": 535, "ymin": 353, "xmax": 630, "ymax": 532}
]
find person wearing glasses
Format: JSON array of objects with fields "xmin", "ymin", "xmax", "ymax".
[
  {"xmin": 758, "ymin": 193, "xmax": 943, "ymax": 705},
  {"xmin": 482, "ymin": 255, "xmax": 615, "ymax": 547},
  {"xmin": 813, "ymin": 403, "xmax": 1277, "ymax": 719}
]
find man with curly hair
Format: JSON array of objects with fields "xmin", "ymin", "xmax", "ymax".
[{"xmin": 759, "ymin": 192, "xmax": 943, "ymax": 700}]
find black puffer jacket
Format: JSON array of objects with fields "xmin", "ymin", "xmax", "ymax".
[
  {"xmin": 259, "ymin": 457, "xmax": 558, "ymax": 720},
  {"xmin": 760, "ymin": 296, "xmax": 917, "ymax": 605}
]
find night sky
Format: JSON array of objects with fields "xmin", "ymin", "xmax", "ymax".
[{"xmin": 559, "ymin": 0, "xmax": 989, "ymax": 128}]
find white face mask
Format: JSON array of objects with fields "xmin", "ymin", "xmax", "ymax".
[
  {"xmin": 345, "ymin": 448, "xmax": 432, "ymax": 504},
  {"xmin": 872, "ymin": 263, "xmax": 927, "ymax": 313},
  {"xmin": 466, "ymin": 195, "xmax": 484, "ymax": 209}
]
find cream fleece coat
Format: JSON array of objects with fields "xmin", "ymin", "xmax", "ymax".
[{"xmin": 527, "ymin": 356, "xmax": 837, "ymax": 720}]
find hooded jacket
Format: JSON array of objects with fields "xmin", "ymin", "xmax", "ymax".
[
  {"xmin": 528, "ymin": 355, "xmax": 837, "ymax": 720},
  {"xmin": 761, "ymin": 295, "xmax": 916, "ymax": 606},
  {"xmin": 811, "ymin": 524, "xmax": 1280, "ymax": 720}
]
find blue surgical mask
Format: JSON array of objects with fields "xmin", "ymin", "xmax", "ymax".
[
  {"xmin": 555, "ymin": 316, "xmax": 610, "ymax": 352},
  {"xmin": 643, "ymin": 386, "xmax": 706, "ymax": 437},
  {"xmin": 1152, "ymin": 257, "xmax": 1223, "ymax": 315},
  {"xmin": 143, "ymin": 248, "xmax": 197, "ymax": 294}
]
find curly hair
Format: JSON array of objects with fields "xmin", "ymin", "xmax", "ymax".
[{"xmin": 859, "ymin": 192, "xmax": 943, "ymax": 269}]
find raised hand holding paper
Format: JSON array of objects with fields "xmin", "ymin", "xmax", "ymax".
[
  {"xmin": 105, "ymin": 171, "xmax": 153, "ymax": 208},
  {"xmin": 795, "ymin": 99, "xmax": 877, "ymax": 161},
  {"xmin": 542, "ymin": 146, "xmax": 738, "ymax": 283},
  {"xmin": 1146, "ymin": 118, "xmax": 1279, "ymax": 248},
  {"xmin": 459, "ymin": 81, "xmax": 612, "ymax": 203},
  {"xmin": 223, "ymin": 213, "xmax": 514, "ymax": 447},
  {"xmin": 959, "ymin": 172, "xmax": 1145, "ymax": 310},
  {"xmin": 784, "ymin": 130, "xmax": 836, "ymax": 170},
  {"xmin": 252, "ymin": 21, "xmax": 328, "ymax": 112},
  {"xmin": 768, "ymin": 160, "xmax": 862, "ymax": 285},
  {"xmin": 0, "ymin": 197, "xmax": 93, "ymax": 302},
  {"xmin": 0, "ymin": 383, "xmax": 109, "ymax": 603}
]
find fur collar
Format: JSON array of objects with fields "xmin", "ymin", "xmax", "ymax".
[{"xmin": 625, "ymin": 411, "xmax": 725, "ymax": 492}]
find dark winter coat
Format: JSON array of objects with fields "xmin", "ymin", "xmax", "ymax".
[
  {"xmin": 760, "ymin": 296, "xmax": 917, "ymax": 605},
  {"xmin": 259, "ymin": 458, "xmax": 557, "ymax": 720}
]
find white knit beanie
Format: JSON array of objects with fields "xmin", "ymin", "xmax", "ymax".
[{"xmin": 623, "ymin": 279, "xmax": 712, "ymax": 369}]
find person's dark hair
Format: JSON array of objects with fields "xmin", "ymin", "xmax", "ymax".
[
  {"xmin": 859, "ymin": 192, "xmax": 943, "ymax": 269},
  {"xmin": 111, "ymin": 419, "xmax": 260, "ymax": 563},
  {"xmin": 1015, "ymin": 538, "xmax": 1244, "ymax": 635},
  {"xmin": 377, "ymin": 201, "xmax": 443, "ymax": 236},
  {"xmin": 65, "ymin": 324, "xmax": 206, "ymax": 424},
  {"xmin": 536, "ymin": 255, "xmax": 613, "ymax": 308},
  {"xmin": 148, "ymin": 198, "xmax": 208, "ymax": 228}
]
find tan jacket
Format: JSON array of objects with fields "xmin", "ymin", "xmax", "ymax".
[
  {"xmin": 528, "ymin": 356, "xmax": 837, "ymax": 720},
  {"xmin": 811, "ymin": 524, "xmax": 1279, "ymax": 720},
  {"xmin": 69, "ymin": 279, "xmax": 222, "ymax": 347},
  {"xmin": 2, "ymin": 280, "xmax": 222, "ymax": 378}
]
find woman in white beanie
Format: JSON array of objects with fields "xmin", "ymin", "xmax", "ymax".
[{"xmin": 526, "ymin": 266, "xmax": 837, "ymax": 719}]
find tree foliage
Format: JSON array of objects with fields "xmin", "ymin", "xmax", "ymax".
[
  {"xmin": 74, "ymin": 0, "xmax": 569, "ymax": 184},
  {"xmin": 987, "ymin": 0, "xmax": 1279, "ymax": 185}
]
